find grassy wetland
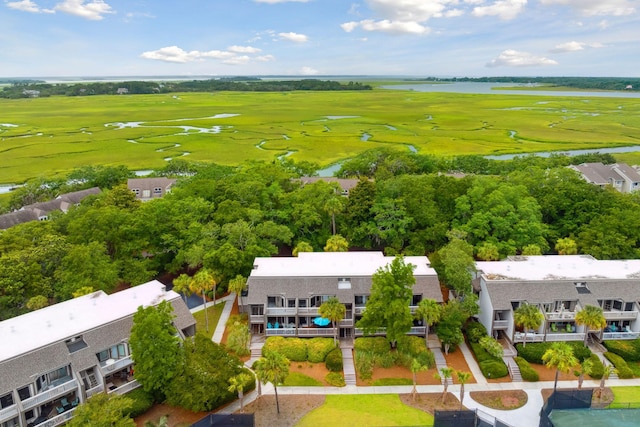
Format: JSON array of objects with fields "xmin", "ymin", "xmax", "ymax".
[{"xmin": 1, "ymin": 88, "xmax": 639, "ymax": 183}]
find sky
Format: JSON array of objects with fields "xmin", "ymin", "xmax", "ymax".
[{"xmin": 1, "ymin": 0, "xmax": 639, "ymax": 78}]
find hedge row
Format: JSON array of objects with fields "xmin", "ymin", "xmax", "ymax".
[
  {"xmin": 262, "ymin": 337, "xmax": 336, "ymax": 362},
  {"xmin": 464, "ymin": 322, "xmax": 488, "ymax": 344},
  {"xmin": 354, "ymin": 337, "xmax": 390, "ymax": 355},
  {"xmin": 586, "ymin": 354, "xmax": 604, "ymax": 380},
  {"xmin": 604, "ymin": 352, "xmax": 634, "ymax": 379},
  {"xmin": 603, "ymin": 339, "xmax": 640, "ymax": 362},
  {"xmin": 469, "ymin": 341, "xmax": 508, "ymax": 379},
  {"xmin": 325, "ymin": 348, "xmax": 343, "ymax": 372},
  {"xmin": 516, "ymin": 342, "xmax": 592, "ymax": 365},
  {"xmin": 514, "ymin": 356, "xmax": 539, "ymax": 382}
]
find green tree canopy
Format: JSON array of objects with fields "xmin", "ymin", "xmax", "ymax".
[
  {"xmin": 319, "ymin": 296, "xmax": 346, "ymax": 346},
  {"xmin": 575, "ymin": 305, "xmax": 606, "ymax": 345},
  {"xmin": 542, "ymin": 342, "xmax": 578, "ymax": 392},
  {"xmin": 67, "ymin": 392, "xmax": 134, "ymax": 427},
  {"xmin": 129, "ymin": 301, "xmax": 183, "ymax": 400},
  {"xmin": 254, "ymin": 351, "xmax": 290, "ymax": 414},
  {"xmin": 356, "ymin": 255, "xmax": 416, "ymax": 347},
  {"xmin": 513, "ymin": 302, "xmax": 544, "ymax": 348}
]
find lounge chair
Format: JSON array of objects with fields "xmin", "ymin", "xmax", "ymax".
[
  {"xmin": 61, "ymin": 398, "xmax": 69, "ymax": 407},
  {"xmin": 56, "ymin": 406, "xmax": 65, "ymax": 414},
  {"xmin": 274, "ymin": 322, "xmax": 280, "ymax": 329},
  {"xmin": 71, "ymin": 397, "xmax": 79, "ymax": 407},
  {"xmin": 267, "ymin": 322, "xmax": 273, "ymax": 329}
]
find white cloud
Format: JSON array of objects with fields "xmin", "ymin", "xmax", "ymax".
[
  {"xmin": 359, "ymin": 19, "xmax": 430, "ymax": 34},
  {"xmin": 254, "ymin": 0, "xmax": 309, "ymax": 3},
  {"xmin": 300, "ymin": 66, "xmax": 319, "ymax": 75},
  {"xmin": 540, "ymin": 0, "xmax": 636, "ymax": 16},
  {"xmin": 472, "ymin": 0, "xmax": 527, "ymax": 20},
  {"xmin": 364, "ymin": 0, "xmax": 456, "ymax": 22},
  {"xmin": 54, "ymin": 0, "xmax": 114, "ymax": 20},
  {"xmin": 486, "ymin": 49, "xmax": 558, "ymax": 67},
  {"xmin": 6, "ymin": 0, "xmax": 53, "ymax": 13},
  {"xmin": 445, "ymin": 8, "xmax": 465, "ymax": 17},
  {"xmin": 341, "ymin": 21, "xmax": 359, "ymax": 32},
  {"xmin": 140, "ymin": 46, "xmax": 234, "ymax": 63},
  {"xmin": 228, "ymin": 45, "xmax": 262, "ymax": 54},
  {"xmin": 278, "ymin": 32, "xmax": 308, "ymax": 42},
  {"xmin": 598, "ymin": 19, "xmax": 610, "ymax": 29},
  {"xmin": 551, "ymin": 41, "xmax": 605, "ymax": 53},
  {"xmin": 256, "ymin": 55, "xmax": 276, "ymax": 62}
]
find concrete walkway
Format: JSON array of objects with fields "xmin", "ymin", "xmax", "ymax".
[
  {"xmin": 188, "ymin": 292, "xmax": 236, "ymax": 344},
  {"xmin": 458, "ymin": 341, "xmax": 487, "ymax": 385}
]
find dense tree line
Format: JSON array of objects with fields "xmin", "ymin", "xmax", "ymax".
[
  {"xmin": 0, "ymin": 79, "xmax": 372, "ymax": 98},
  {"xmin": 1, "ymin": 149, "xmax": 639, "ymax": 320},
  {"xmin": 412, "ymin": 76, "xmax": 640, "ymax": 91}
]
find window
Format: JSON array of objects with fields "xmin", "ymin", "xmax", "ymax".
[
  {"xmin": 132, "ymin": 188, "xmax": 140, "ymax": 195},
  {"xmin": 310, "ymin": 295, "xmax": 330, "ymax": 307},
  {"xmin": 1, "ymin": 417, "xmax": 19, "ymax": 427},
  {"xmin": 96, "ymin": 343, "xmax": 129, "ymax": 363},
  {"xmin": 613, "ymin": 300, "xmax": 623, "ymax": 311},
  {"xmin": 338, "ymin": 278, "xmax": 351, "ymax": 290},
  {"xmin": 287, "ymin": 298, "xmax": 296, "ymax": 308},
  {"xmin": 0, "ymin": 393, "xmax": 13, "ymax": 409},
  {"xmin": 142, "ymin": 190, "xmax": 151, "ymax": 198},
  {"xmin": 153, "ymin": 187, "xmax": 162, "ymax": 195},
  {"xmin": 17, "ymin": 386, "xmax": 31, "ymax": 401},
  {"xmin": 625, "ymin": 302, "xmax": 635, "ymax": 311},
  {"xmin": 411, "ymin": 295, "xmax": 422, "ymax": 306},
  {"xmin": 355, "ymin": 295, "xmax": 368, "ymax": 307},
  {"xmin": 298, "ymin": 299, "xmax": 307, "ymax": 308},
  {"xmin": 250, "ymin": 305, "xmax": 264, "ymax": 316},
  {"xmin": 65, "ymin": 335, "xmax": 88, "ymax": 353}
]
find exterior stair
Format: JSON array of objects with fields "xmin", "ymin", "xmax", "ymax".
[
  {"xmin": 432, "ymin": 346, "xmax": 452, "ymax": 385},
  {"xmin": 504, "ymin": 357, "xmax": 522, "ymax": 382},
  {"xmin": 341, "ymin": 348, "xmax": 357, "ymax": 386}
]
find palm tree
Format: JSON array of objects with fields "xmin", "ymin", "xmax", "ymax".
[
  {"xmin": 172, "ymin": 273, "xmax": 192, "ymax": 305},
  {"xmin": 542, "ymin": 342, "xmax": 578, "ymax": 393},
  {"xmin": 576, "ymin": 358, "xmax": 594, "ymax": 390},
  {"xmin": 456, "ymin": 371, "xmax": 471, "ymax": 410},
  {"xmin": 596, "ymin": 365, "xmax": 618, "ymax": 399},
  {"xmin": 415, "ymin": 299, "xmax": 442, "ymax": 347},
  {"xmin": 254, "ymin": 352, "xmax": 290, "ymax": 414},
  {"xmin": 324, "ymin": 234, "xmax": 348, "ymax": 252},
  {"xmin": 319, "ymin": 297, "xmax": 346, "ymax": 346},
  {"xmin": 190, "ymin": 268, "xmax": 219, "ymax": 332},
  {"xmin": 410, "ymin": 358, "xmax": 428, "ymax": 401},
  {"xmin": 227, "ymin": 275, "xmax": 247, "ymax": 313},
  {"xmin": 228, "ymin": 373, "xmax": 252, "ymax": 413},
  {"xmin": 324, "ymin": 195, "xmax": 344, "ymax": 236},
  {"xmin": 144, "ymin": 415, "xmax": 168, "ymax": 427},
  {"xmin": 575, "ymin": 304, "xmax": 606, "ymax": 345},
  {"xmin": 513, "ymin": 302, "xmax": 544, "ymax": 348},
  {"xmin": 436, "ymin": 367, "xmax": 454, "ymax": 404}
]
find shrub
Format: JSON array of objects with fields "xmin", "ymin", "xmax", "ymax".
[
  {"xmin": 479, "ymin": 336, "xmax": 504, "ymax": 359},
  {"xmin": 415, "ymin": 351, "xmax": 436, "ymax": 370},
  {"xmin": 465, "ymin": 322, "xmax": 488, "ymax": 343},
  {"xmin": 470, "ymin": 342, "xmax": 495, "ymax": 363},
  {"xmin": 397, "ymin": 336, "xmax": 427, "ymax": 358},
  {"xmin": 325, "ymin": 372, "xmax": 346, "ymax": 387},
  {"xmin": 126, "ymin": 387, "xmax": 155, "ymax": 418},
  {"xmin": 603, "ymin": 339, "xmax": 640, "ymax": 362},
  {"xmin": 354, "ymin": 337, "xmax": 389, "ymax": 355},
  {"xmin": 514, "ymin": 356, "xmax": 539, "ymax": 382},
  {"xmin": 587, "ymin": 354, "xmax": 604, "ymax": 379},
  {"xmin": 226, "ymin": 321, "xmax": 250, "ymax": 356},
  {"xmin": 604, "ymin": 352, "xmax": 634, "ymax": 379},
  {"xmin": 355, "ymin": 351, "xmax": 374, "ymax": 380},
  {"xmin": 307, "ymin": 338, "xmax": 335, "ymax": 363},
  {"xmin": 325, "ymin": 348, "xmax": 343, "ymax": 372},
  {"xmin": 479, "ymin": 359, "xmax": 509, "ymax": 379},
  {"xmin": 262, "ymin": 337, "xmax": 308, "ymax": 361},
  {"xmin": 516, "ymin": 342, "xmax": 592, "ymax": 364}
]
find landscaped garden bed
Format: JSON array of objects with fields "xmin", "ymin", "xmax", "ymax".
[{"xmin": 470, "ymin": 390, "xmax": 528, "ymax": 410}]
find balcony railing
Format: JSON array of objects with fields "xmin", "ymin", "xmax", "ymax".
[
  {"xmin": 546, "ymin": 312, "xmax": 576, "ymax": 320},
  {"xmin": 602, "ymin": 331, "xmax": 640, "ymax": 340},
  {"xmin": 409, "ymin": 305, "xmax": 418, "ymax": 314},
  {"xmin": 408, "ymin": 327, "xmax": 427, "ymax": 335},
  {"xmin": 0, "ymin": 404, "xmax": 18, "ymax": 423},
  {"xmin": 22, "ymin": 379, "xmax": 79, "ymax": 411},
  {"xmin": 513, "ymin": 332, "xmax": 545, "ymax": 343},
  {"xmin": 354, "ymin": 328, "xmax": 385, "ymax": 336},
  {"xmin": 297, "ymin": 328, "xmax": 336, "ymax": 337},
  {"xmin": 250, "ymin": 315, "xmax": 264, "ymax": 323},
  {"xmin": 603, "ymin": 310, "xmax": 639, "ymax": 320},
  {"xmin": 265, "ymin": 307, "xmax": 297, "ymax": 315},
  {"xmin": 86, "ymin": 385, "xmax": 103, "ymax": 399},
  {"xmin": 492, "ymin": 320, "xmax": 509, "ymax": 329},
  {"xmin": 297, "ymin": 307, "xmax": 320, "ymax": 315},
  {"xmin": 108, "ymin": 380, "xmax": 141, "ymax": 395},
  {"xmin": 266, "ymin": 328, "xmax": 297, "ymax": 336},
  {"xmin": 100, "ymin": 355, "xmax": 133, "ymax": 373},
  {"xmin": 34, "ymin": 407, "xmax": 76, "ymax": 427},
  {"xmin": 339, "ymin": 319, "xmax": 353, "ymax": 327},
  {"xmin": 546, "ymin": 333, "xmax": 585, "ymax": 342},
  {"xmin": 354, "ymin": 307, "xmax": 366, "ymax": 315}
]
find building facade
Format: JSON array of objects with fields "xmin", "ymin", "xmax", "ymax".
[
  {"xmin": 475, "ymin": 255, "xmax": 640, "ymax": 345},
  {"xmin": 569, "ymin": 162, "xmax": 640, "ymax": 193},
  {"xmin": 127, "ymin": 178, "xmax": 176, "ymax": 201},
  {"xmin": 0, "ymin": 281, "xmax": 195, "ymax": 427},
  {"xmin": 244, "ymin": 252, "xmax": 443, "ymax": 339}
]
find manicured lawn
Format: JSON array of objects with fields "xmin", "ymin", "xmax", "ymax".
[
  {"xmin": 371, "ymin": 378, "xmax": 413, "ymax": 386},
  {"xmin": 192, "ymin": 302, "xmax": 224, "ymax": 340},
  {"xmin": 296, "ymin": 394, "xmax": 434, "ymax": 426},
  {"xmin": 611, "ymin": 386, "xmax": 640, "ymax": 408},
  {"xmin": 284, "ymin": 372, "xmax": 323, "ymax": 387}
]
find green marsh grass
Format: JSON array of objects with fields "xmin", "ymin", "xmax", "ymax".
[{"xmin": 1, "ymin": 90, "xmax": 639, "ymax": 183}]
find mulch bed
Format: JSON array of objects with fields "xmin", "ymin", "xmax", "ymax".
[{"xmin": 470, "ymin": 390, "xmax": 528, "ymax": 410}]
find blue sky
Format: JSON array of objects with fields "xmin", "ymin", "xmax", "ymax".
[{"xmin": 2, "ymin": 0, "xmax": 638, "ymax": 77}]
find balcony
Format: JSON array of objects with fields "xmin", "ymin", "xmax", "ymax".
[
  {"xmin": 265, "ymin": 307, "xmax": 297, "ymax": 316},
  {"xmin": 34, "ymin": 407, "xmax": 76, "ymax": 427},
  {"xmin": 409, "ymin": 305, "xmax": 418, "ymax": 314},
  {"xmin": 603, "ymin": 310, "xmax": 639, "ymax": 320},
  {"xmin": 22, "ymin": 379, "xmax": 79, "ymax": 411},
  {"xmin": 297, "ymin": 328, "xmax": 336, "ymax": 337},
  {"xmin": 354, "ymin": 328, "xmax": 385, "ymax": 336},
  {"xmin": 546, "ymin": 311, "xmax": 576, "ymax": 321},
  {"xmin": 513, "ymin": 332, "xmax": 545, "ymax": 343},
  {"xmin": 546, "ymin": 333, "xmax": 585, "ymax": 342},
  {"xmin": 408, "ymin": 326, "xmax": 427, "ymax": 335},
  {"xmin": 338, "ymin": 319, "xmax": 353, "ymax": 327},
  {"xmin": 266, "ymin": 328, "xmax": 297, "ymax": 336},
  {"xmin": 297, "ymin": 307, "xmax": 320, "ymax": 316},
  {"xmin": 108, "ymin": 379, "xmax": 141, "ymax": 395},
  {"xmin": 250, "ymin": 315, "xmax": 264, "ymax": 323},
  {"xmin": 86, "ymin": 384, "xmax": 103, "ymax": 399},
  {"xmin": 492, "ymin": 320, "xmax": 509, "ymax": 329},
  {"xmin": 0, "ymin": 404, "xmax": 18, "ymax": 423},
  {"xmin": 354, "ymin": 306, "xmax": 366, "ymax": 315},
  {"xmin": 602, "ymin": 331, "xmax": 640, "ymax": 340},
  {"xmin": 100, "ymin": 355, "xmax": 133, "ymax": 373}
]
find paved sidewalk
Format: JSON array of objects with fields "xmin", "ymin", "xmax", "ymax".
[
  {"xmin": 458, "ymin": 341, "xmax": 487, "ymax": 384},
  {"xmin": 188, "ymin": 292, "xmax": 236, "ymax": 344}
]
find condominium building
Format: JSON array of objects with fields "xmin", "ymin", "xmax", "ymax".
[
  {"xmin": 244, "ymin": 252, "xmax": 443, "ymax": 339},
  {"xmin": 0, "ymin": 281, "xmax": 195, "ymax": 427},
  {"xmin": 476, "ymin": 255, "xmax": 640, "ymax": 345}
]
